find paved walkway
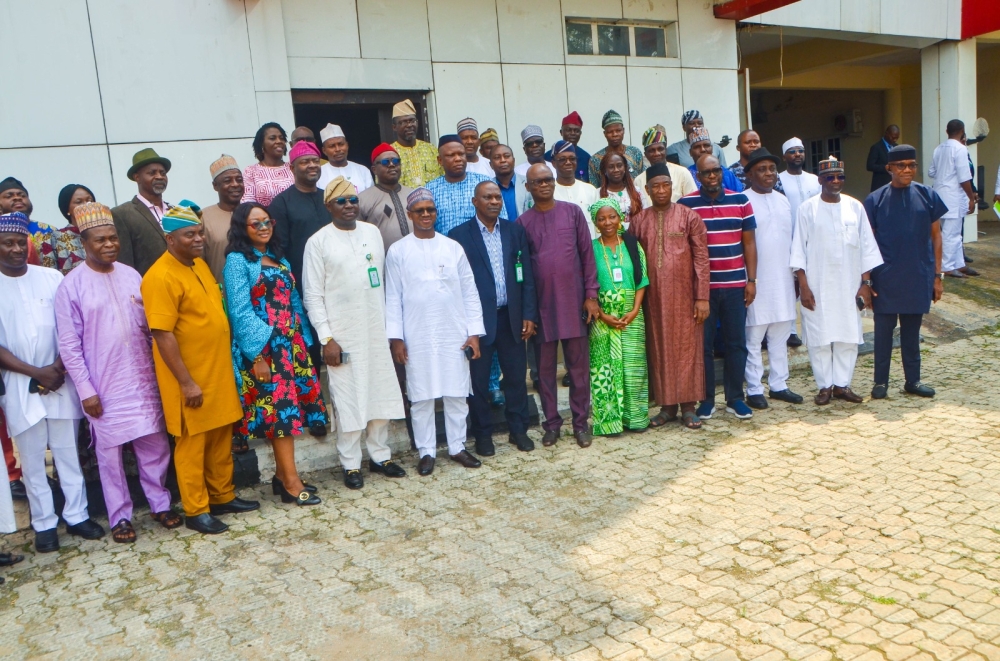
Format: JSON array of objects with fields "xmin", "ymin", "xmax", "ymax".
[{"xmin": 3, "ymin": 332, "xmax": 1000, "ymax": 660}]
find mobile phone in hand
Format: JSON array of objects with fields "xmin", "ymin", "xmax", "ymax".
[
  {"xmin": 28, "ymin": 377, "xmax": 46, "ymax": 394},
  {"xmin": 463, "ymin": 346, "xmax": 474, "ymax": 360},
  {"xmin": 340, "ymin": 351, "xmax": 350, "ymax": 363},
  {"xmin": 855, "ymin": 296, "xmax": 865, "ymax": 311}
]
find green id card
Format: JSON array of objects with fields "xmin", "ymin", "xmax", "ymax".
[
  {"xmin": 368, "ymin": 267, "xmax": 380, "ymax": 287},
  {"xmin": 515, "ymin": 264, "xmax": 523, "ymax": 283}
]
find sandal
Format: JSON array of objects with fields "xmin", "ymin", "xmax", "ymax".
[
  {"xmin": 111, "ymin": 520, "xmax": 136, "ymax": 544},
  {"xmin": 151, "ymin": 510, "xmax": 183, "ymax": 530},
  {"xmin": 232, "ymin": 435, "xmax": 250, "ymax": 454},
  {"xmin": 680, "ymin": 411, "xmax": 702, "ymax": 430},
  {"xmin": 649, "ymin": 411, "xmax": 678, "ymax": 427}
]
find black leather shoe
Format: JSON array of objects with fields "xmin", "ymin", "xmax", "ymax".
[
  {"xmin": 272, "ymin": 476, "xmax": 316, "ymax": 494},
  {"xmin": 417, "ymin": 455, "xmax": 435, "ymax": 476},
  {"xmin": 489, "ymin": 389, "xmax": 506, "ymax": 408},
  {"xmin": 561, "ymin": 373, "xmax": 571, "ymax": 387},
  {"xmin": 449, "ymin": 450, "xmax": 482, "ymax": 468},
  {"xmin": 574, "ymin": 430, "xmax": 592, "ymax": 448},
  {"xmin": 369, "ymin": 458, "xmax": 407, "ymax": 477},
  {"xmin": 344, "ymin": 469, "xmax": 364, "ymax": 489},
  {"xmin": 786, "ymin": 333, "xmax": 803, "ymax": 348},
  {"xmin": 0, "ymin": 552, "xmax": 24, "ymax": 567},
  {"xmin": 9, "ymin": 479, "xmax": 26, "ymax": 500},
  {"xmin": 308, "ymin": 424, "xmax": 327, "ymax": 438},
  {"xmin": 35, "ymin": 528, "xmax": 59, "ymax": 553},
  {"xmin": 542, "ymin": 430, "xmax": 559, "ymax": 446},
  {"xmin": 769, "ymin": 389, "xmax": 804, "ymax": 404},
  {"xmin": 871, "ymin": 383, "xmax": 888, "ymax": 399},
  {"xmin": 509, "ymin": 432, "xmax": 534, "ymax": 452},
  {"xmin": 904, "ymin": 381, "xmax": 935, "ymax": 397},
  {"xmin": 474, "ymin": 438, "xmax": 496, "ymax": 457},
  {"xmin": 66, "ymin": 519, "xmax": 106, "ymax": 540},
  {"xmin": 209, "ymin": 497, "xmax": 261, "ymax": 515},
  {"xmin": 272, "ymin": 478, "xmax": 321, "ymax": 505},
  {"xmin": 746, "ymin": 394, "xmax": 769, "ymax": 410},
  {"xmin": 185, "ymin": 513, "xmax": 228, "ymax": 535}
]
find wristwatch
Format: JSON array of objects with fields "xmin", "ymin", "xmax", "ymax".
[
  {"xmin": 747, "ymin": 278, "xmax": 756, "ymax": 284},
  {"xmin": 861, "ymin": 279, "xmax": 872, "ymax": 286},
  {"xmin": 936, "ymin": 273, "xmax": 945, "ymax": 280},
  {"xmin": 320, "ymin": 337, "xmax": 333, "ymax": 346}
]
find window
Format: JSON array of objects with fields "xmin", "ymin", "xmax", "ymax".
[
  {"xmin": 566, "ymin": 20, "xmax": 675, "ymax": 58},
  {"xmin": 809, "ymin": 138, "xmax": 843, "ymax": 174}
]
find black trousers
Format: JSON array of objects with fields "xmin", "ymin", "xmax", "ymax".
[
  {"xmin": 873, "ymin": 313, "xmax": 922, "ymax": 385},
  {"xmin": 469, "ymin": 307, "xmax": 529, "ymax": 441}
]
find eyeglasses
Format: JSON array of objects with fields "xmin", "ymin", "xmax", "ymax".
[
  {"xmin": 890, "ymin": 162, "xmax": 919, "ymax": 171},
  {"xmin": 248, "ymin": 219, "xmax": 274, "ymax": 231},
  {"xmin": 698, "ymin": 168, "xmax": 723, "ymax": 177},
  {"xmin": 529, "ymin": 177, "xmax": 555, "ymax": 185},
  {"xmin": 823, "ymin": 174, "xmax": 846, "ymax": 181},
  {"xmin": 411, "ymin": 207, "xmax": 437, "ymax": 216},
  {"xmin": 333, "ymin": 196, "xmax": 359, "ymax": 205},
  {"xmin": 376, "ymin": 158, "xmax": 401, "ymax": 167},
  {"xmin": 523, "ymin": 139, "xmax": 544, "ymax": 148}
]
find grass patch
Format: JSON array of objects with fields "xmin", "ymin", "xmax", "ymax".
[{"xmin": 860, "ymin": 590, "xmax": 897, "ymax": 605}]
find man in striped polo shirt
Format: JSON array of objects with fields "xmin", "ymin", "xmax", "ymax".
[{"xmin": 679, "ymin": 154, "xmax": 758, "ymax": 420}]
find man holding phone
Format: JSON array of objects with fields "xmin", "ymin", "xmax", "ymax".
[
  {"xmin": 790, "ymin": 158, "xmax": 884, "ymax": 405},
  {"xmin": 0, "ymin": 211, "xmax": 104, "ymax": 553},
  {"xmin": 385, "ymin": 188, "xmax": 485, "ymax": 476},
  {"xmin": 302, "ymin": 176, "xmax": 406, "ymax": 491}
]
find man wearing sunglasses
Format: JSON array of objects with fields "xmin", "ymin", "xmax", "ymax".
[
  {"xmin": 358, "ymin": 143, "xmax": 414, "ymax": 251},
  {"xmin": 790, "ymin": 157, "xmax": 883, "ymax": 406},
  {"xmin": 513, "ymin": 125, "xmax": 557, "ymax": 180},
  {"xmin": 864, "ymin": 145, "xmax": 946, "ymax": 400}
]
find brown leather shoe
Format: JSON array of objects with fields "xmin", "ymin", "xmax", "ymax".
[
  {"xmin": 832, "ymin": 386, "xmax": 863, "ymax": 403},
  {"xmin": 574, "ymin": 430, "xmax": 592, "ymax": 448},
  {"xmin": 814, "ymin": 388, "xmax": 833, "ymax": 405},
  {"xmin": 542, "ymin": 430, "xmax": 559, "ymax": 446},
  {"xmin": 449, "ymin": 450, "xmax": 482, "ymax": 468},
  {"xmin": 417, "ymin": 455, "xmax": 435, "ymax": 476}
]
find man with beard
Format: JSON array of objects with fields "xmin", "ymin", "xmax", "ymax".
[
  {"xmin": 589, "ymin": 110, "xmax": 644, "ymax": 187},
  {"xmin": 201, "ymin": 155, "xmax": 244, "ymax": 284},
  {"xmin": 391, "ymin": 99, "xmax": 443, "ymax": 188}
]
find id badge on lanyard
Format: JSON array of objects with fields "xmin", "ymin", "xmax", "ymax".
[
  {"xmin": 612, "ymin": 267, "xmax": 624, "ymax": 283},
  {"xmin": 365, "ymin": 250, "xmax": 380, "ymax": 287},
  {"xmin": 515, "ymin": 250, "xmax": 524, "ymax": 283}
]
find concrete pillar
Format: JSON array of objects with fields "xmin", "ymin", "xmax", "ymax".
[{"xmin": 921, "ymin": 39, "xmax": 978, "ymax": 242}]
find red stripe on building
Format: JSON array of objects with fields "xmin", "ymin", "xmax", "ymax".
[
  {"xmin": 962, "ymin": 0, "xmax": 1000, "ymax": 39},
  {"xmin": 713, "ymin": 0, "xmax": 801, "ymax": 21}
]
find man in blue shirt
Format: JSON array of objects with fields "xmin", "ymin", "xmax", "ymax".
[
  {"xmin": 688, "ymin": 128, "xmax": 742, "ymax": 192},
  {"xmin": 427, "ymin": 135, "xmax": 496, "ymax": 235},
  {"xmin": 490, "ymin": 144, "xmax": 528, "ymax": 222}
]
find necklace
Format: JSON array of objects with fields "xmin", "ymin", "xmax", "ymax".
[{"xmin": 600, "ymin": 234, "xmax": 624, "ymax": 292}]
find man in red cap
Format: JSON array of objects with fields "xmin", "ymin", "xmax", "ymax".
[{"xmin": 545, "ymin": 111, "xmax": 590, "ymax": 182}]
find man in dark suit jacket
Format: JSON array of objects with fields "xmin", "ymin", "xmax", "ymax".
[
  {"xmin": 449, "ymin": 180, "xmax": 538, "ymax": 456},
  {"xmin": 112, "ymin": 148, "xmax": 172, "ymax": 275},
  {"xmin": 866, "ymin": 125, "xmax": 899, "ymax": 191}
]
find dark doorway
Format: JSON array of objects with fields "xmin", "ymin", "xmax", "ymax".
[{"xmin": 292, "ymin": 90, "xmax": 431, "ymax": 166}]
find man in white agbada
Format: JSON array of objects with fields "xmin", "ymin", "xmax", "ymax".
[
  {"xmin": 303, "ymin": 177, "xmax": 406, "ymax": 491},
  {"xmin": 316, "ymin": 123, "xmax": 375, "ymax": 194},
  {"xmin": 385, "ymin": 187, "xmax": 485, "ymax": 477},
  {"xmin": 0, "ymin": 212, "xmax": 105, "ymax": 554},
  {"xmin": 741, "ymin": 149, "xmax": 803, "ymax": 410},
  {"xmin": 929, "ymin": 119, "xmax": 977, "ymax": 278},
  {"xmin": 550, "ymin": 140, "xmax": 601, "ymax": 239},
  {"xmin": 790, "ymin": 158, "xmax": 883, "ymax": 406}
]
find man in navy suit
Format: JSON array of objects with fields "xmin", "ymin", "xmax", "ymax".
[
  {"xmin": 449, "ymin": 181, "xmax": 538, "ymax": 456},
  {"xmin": 866, "ymin": 125, "xmax": 899, "ymax": 191}
]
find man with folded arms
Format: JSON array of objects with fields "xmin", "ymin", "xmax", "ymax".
[
  {"xmin": 142, "ymin": 203, "xmax": 259, "ymax": 534},
  {"xmin": 55, "ymin": 202, "xmax": 178, "ymax": 543}
]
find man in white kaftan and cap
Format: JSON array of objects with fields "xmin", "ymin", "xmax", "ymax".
[
  {"xmin": 0, "ymin": 212, "xmax": 105, "ymax": 553},
  {"xmin": 303, "ymin": 176, "xmax": 406, "ymax": 491},
  {"xmin": 790, "ymin": 158, "xmax": 883, "ymax": 406},
  {"xmin": 385, "ymin": 187, "xmax": 486, "ymax": 477},
  {"xmin": 777, "ymin": 138, "xmax": 821, "ymax": 221},
  {"xmin": 317, "ymin": 123, "xmax": 375, "ymax": 193},
  {"xmin": 741, "ymin": 149, "xmax": 803, "ymax": 410}
]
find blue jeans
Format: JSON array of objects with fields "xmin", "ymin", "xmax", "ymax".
[{"xmin": 703, "ymin": 287, "xmax": 748, "ymax": 405}]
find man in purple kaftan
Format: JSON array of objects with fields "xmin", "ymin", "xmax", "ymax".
[
  {"xmin": 517, "ymin": 163, "xmax": 600, "ymax": 447},
  {"xmin": 54, "ymin": 202, "xmax": 177, "ymax": 542}
]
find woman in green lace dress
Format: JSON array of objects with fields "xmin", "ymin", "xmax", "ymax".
[{"xmin": 588, "ymin": 197, "xmax": 650, "ymax": 436}]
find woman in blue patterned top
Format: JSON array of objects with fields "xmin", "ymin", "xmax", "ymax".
[{"xmin": 224, "ymin": 202, "xmax": 326, "ymax": 506}]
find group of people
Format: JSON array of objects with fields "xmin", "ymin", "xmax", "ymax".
[{"xmin": 0, "ymin": 98, "xmax": 967, "ymax": 577}]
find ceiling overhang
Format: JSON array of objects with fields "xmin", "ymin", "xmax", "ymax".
[{"xmin": 713, "ymin": 0, "xmax": 801, "ymax": 22}]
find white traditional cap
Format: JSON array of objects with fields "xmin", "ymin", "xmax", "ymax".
[
  {"xmin": 320, "ymin": 123, "xmax": 346, "ymax": 144},
  {"xmin": 782, "ymin": 137, "xmax": 804, "ymax": 153}
]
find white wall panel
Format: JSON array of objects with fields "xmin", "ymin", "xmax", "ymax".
[
  {"xmin": 89, "ymin": 0, "xmax": 258, "ymax": 144},
  {"xmin": 427, "ymin": 0, "xmax": 500, "ymax": 63},
  {"xmin": 358, "ymin": 0, "xmax": 431, "ymax": 61},
  {"xmin": 497, "ymin": 0, "xmax": 564, "ymax": 65},
  {"xmin": 562, "ymin": 0, "xmax": 621, "ymax": 19},
  {"xmin": 758, "ymin": 0, "xmax": 841, "ymax": 30},
  {"xmin": 432, "ymin": 64, "xmax": 507, "ymax": 143},
  {"xmin": 280, "ymin": 0, "xmax": 360, "ymax": 58},
  {"xmin": 245, "ymin": 0, "xmax": 292, "ymax": 92},
  {"xmin": 880, "ymin": 0, "xmax": 950, "ymax": 39},
  {"xmin": 676, "ymin": 0, "xmax": 737, "ymax": 70},
  {"xmin": 840, "ymin": 0, "xmax": 879, "ymax": 34},
  {"xmin": 108, "ymin": 139, "xmax": 256, "ymax": 217},
  {"xmin": 625, "ymin": 67, "xmax": 685, "ymax": 149},
  {"xmin": 255, "ymin": 91, "xmax": 296, "ymax": 133},
  {"xmin": 0, "ymin": 1, "xmax": 106, "ymax": 148},
  {"xmin": 0, "ymin": 146, "xmax": 115, "ymax": 228},
  {"xmin": 501, "ymin": 65, "xmax": 568, "ymax": 165},
  {"xmin": 288, "ymin": 58, "xmax": 434, "ymax": 90},
  {"xmin": 623, "ymin": 0, "xmax": 678, "ymax": 22},
  {"xmin": 679, "ymin": 68, "xmax": 740, "ymax": 165},
  {"xmin": 566, "ymin": 66, "xmax": 630, "ymax": 156}
]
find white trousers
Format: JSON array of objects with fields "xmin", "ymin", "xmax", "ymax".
[
  {"xmin": 17, "ymin": 418, "xmax": 89, "ymax": 532},
  {"xmin": 941, "ymin": 216, "xmax": 966, "ymax": 272},
  {"xmin": 745, "ymin": 321, "xmax": 793, "ymax": 396},
  {"xmin": 336, "ymin": 419, "xmax": 392, "ymax": 470},
  {"xmin": 807, "ymin": 342, "xmax": 859, "ymax": 390},
  {"xmin": 411, "ymin": 397, "xmax": 467, "ymax": 458}
]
